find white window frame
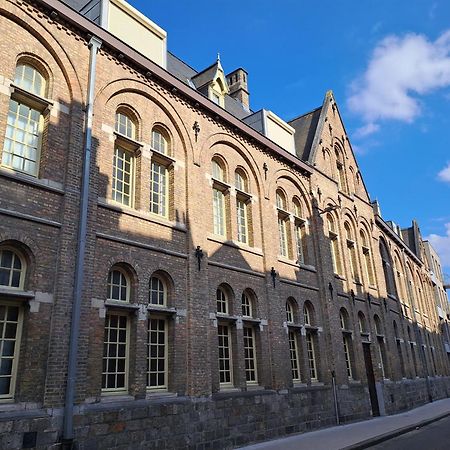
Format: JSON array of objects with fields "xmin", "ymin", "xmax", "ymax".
[
  {"xmin": 147, "ymin": 316, "xmax": 168, "ymax": 391},
  {"xmin": 101, "ymin": 312, "xmax": 130, "ymax": 394},
  {"xmin": 0, "ymin": 301, "xmax": 24, "ymax": 401}
]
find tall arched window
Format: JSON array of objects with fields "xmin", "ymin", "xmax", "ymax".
[
  {"xmin": 303, "ymin": 302, "xmax": 318, "ymax": 381},
  {"xmin": 2, "ymin": 64, "xmax": 48, "ymax": 176},
  {"xmin": 0, "ymin": 247, "xmax": 25, "ymax": 289},
  {"xmin": 335, "ymin": 147, "xmax": 347, "ymax": 193},
  {"xmin": 293, "ymin": 198, "xmax": 307, "ymax": 264},
  {"xmin": 340, "ymin": 308, "xmax": 354, "ymax": 379},
  {"xmin": 360, "ymin": 229, "xmax": 375, "ymax": 286},
  {"xmin": 286, "ymin": 298, "xmax": 301, "ymax": 382},
  {"xmin": 393, "ymin": 321, "xmax": 406, "ymax": 378},
  {"xmin": 235, "ymin": 169, "xmax": 251, "ymax": 245},
  {"xmin": 276, "ymin": 189, "xmax": 290, "ymax": 258},
  {"xmin": 345, "ymin": 222, "xmax": 360, "ymax": 283},
  {"xmin": 150, "ymin": 128, "xmax": 171, "ymax": 217},
  {"xmin": 327, "ymin": 214, "xmax": 342, "ymax": 275},
  {"xmin": 0, "ymin": 246, "xmax": 26, "ymax": 399},
  {"xmin": 113, "ymin": 110, "xmax": 137, "ymax": 206},
  {"xmin": 374, "ymin": 315, "xmax": 388, "ymax": 378},
  {"xmin": 216, "ymin": 285, "xmax": 234, "ymax": 387},
  {"xmin": 379, "ymin": 239, "xmax": 396, "ymax": 297},
  {"xmin": 212, "ymin": 158, "xmax": 228, "ymax": 237},
  {"xmin": 147, "ymin": 272, "xmax": 171, "ymax": 390},
  {"xmin": 103, "ymin": 265, "xmax": 132, "ymax": 393}
]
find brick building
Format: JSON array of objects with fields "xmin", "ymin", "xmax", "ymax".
[{"xmin": 0, "ymin": 0, "xmax": 449, "ymax": 448}]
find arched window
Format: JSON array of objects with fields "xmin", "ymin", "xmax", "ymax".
[
  {"xmin": 303, "ymin": 302, "xmax": 318, "ymax": 381},
  {"xmin": 335, "ymin": 147, "xmax": 347, "ymax": 193},
  {"xmin": 235, "ymin": 170, "xmax": 251, "ymax": 244},
  {"xmin": 379, "ymin": 240, "xmax": 396, "ymax": 297},
  {"xmin": 276, "ymin": 189, "xmax": 289, "ymax": 258},
  {"xmin": 151, "ymin": 129, "xmax": 168, "ymax": 155},
  {"xmin": 0, "ymin": 248, "xmax": 25, "ymax": 289},
  {"xmin": 340, "ymin": 308, "xmax": 354, "ymax": 379},
  {"xmin": 345, "ymin": 222, "xmax": 360, "ymax": 283},
  {"xmin": 286, "ymin": 298, "xmax": 300, "ymax": 381},
  {"xmin": 241, "ymin": 291, "xmax": 253, "ymax": 318},
  {"xmin": 212, "ymin": 158, "xmax": 227, "ymax": 237},
  {"xmin": 360, "ymin": 229, "xmax": 375, "ymax": 286},
  {"xmin": 216, "ymin": 284, "xmax": 234, "ymax": 387},
  {"xmin": 150, "ymin": 128, "xmax": 172, "ymax": 218},
  {"xmin": 212, "ymin": 158, "xmax": 225, "ymax": 182},
  {"xmin": 303, "ymin": 303, "xmax": 312, "ymax": 326},
  {"xmin": 235, "ymin": 169, "xmax": 248, "ymax": 192},
  {"xmin": 115, "ymin": 110, "xmax": 136, "ymax": 139},
  {"xmin": 374, "ymin": 315, "xmax": 383, "ymax": 335},
  {"xmin": 149, "ymin": 275, "xmax": 167, "ymax": 306},
  {"xmin": 112, "ymin": 110, "xmax": 136, "ymax": 206},
  {"xmin": 2, "ymin": 64, "xmax": 48, "ymax": 176},
  {"xmin": 327, "ymin": 214, "xmax": 342, "ymax": 275},
  {"xmin": 15, "ymin": 64, "xmax": 46, "ymax": 96},
  {"xmin": 358, "ymin": 312, "xmax": 367, "ymax": 334},
  {"xmin": 107, "ymin": 268, "xmax": 130, "ymax": 302},
  {"xmin": 393, "ymin": 321, "xmax": 406, "ymax": 378},
  {"xmin": 276, "ymin": 189, "xmax": 287, "ymax": 210},
  {"xmin": 216, "ymin": 286, "xmax": 229, "ymax": 314},
  {"xmin": 374, "ymin": 315, "xmax": 388, "ymax": 378},
  {"xmin": 103, "ymin": 265, "xmax": 132, "ymax": 392},
  {"xmin": 147, "ymin": 273, "xmax": 171, "ymax": 390},
  {"xmin": 293, "ymin": 198, "xmax": 307, "ymax": 264}
]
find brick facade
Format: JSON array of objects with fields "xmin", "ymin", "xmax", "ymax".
[{"xmin": 0, "ymin": 1, "xmax": 449, "ymax": 449}]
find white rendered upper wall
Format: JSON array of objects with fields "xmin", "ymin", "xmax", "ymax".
[
  {"xmin": 106, "ymin": 0, "xmax": 167, "ymax": 68},
  {"xmin": 243, "ymin": 110, "xmax": 296, "ymax": 155},
  {"xmin": 63, "ymin": 0, "xmax": 167, "ymax": 68}
]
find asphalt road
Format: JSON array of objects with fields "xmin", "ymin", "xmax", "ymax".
[{"xmin": 368, "ymin": 415, "xmax": 450, "ymax": 450}]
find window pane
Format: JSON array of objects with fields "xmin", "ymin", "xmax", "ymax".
[
  {"xmin": 150, "ymin": 162, "xmax": 167, "ymax": 216},
  {"xmin": 147, "ymin": 318, "xmax": 167, "ymax": 389},
  {"xmin": 112, "ymin": 148, "xmax": 133, "ymax": 206},
  {"xmin": 102, "ymin": 314, "xmax": 128, "ymax": 391},
  {"xmin": 2, "ymin": 100, "xmax": 41, "ymax": 176},
  {"xmin": 0, "ymin": 304, "xmax": 21, "ymax": 397}
]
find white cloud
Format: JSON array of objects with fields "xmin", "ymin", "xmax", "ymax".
[
  {"xmin": 348, "ymin": 30, "xmax": 450, "ymax": 127},
  {"xmin": 353, "ymin": 122, "xmax": 380, "ymax": 138},
  {"xmin": 426, "ymin": 223, "xmax": 450, "ymax": 269},
  {"xmin": 438, "ymin": 162, "xmax": 450, "ymax": 182}
]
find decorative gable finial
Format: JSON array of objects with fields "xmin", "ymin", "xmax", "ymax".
[{"xmin": 217, "ymin": 52, "xmax": 221, "ymax": 63}]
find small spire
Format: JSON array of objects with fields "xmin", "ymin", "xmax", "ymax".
[{"xmin": 217, "ymin": 52, "xmax": 221, "ymax": 63}]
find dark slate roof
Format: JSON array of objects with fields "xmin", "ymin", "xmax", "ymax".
[
  {"xmin": 191, "ymin": 62, "xmax": 220, "ymax": 89},
  {"xmin": 167, "ymin": 52, "xmax": 197, "ymax": 86},
  {"xmin": 288, "ymin": 107, "xmax": 322, "ymax": 161},
  {"xmin": 167, "ymin": 52, "xmax": 250, "ymax": 119}
]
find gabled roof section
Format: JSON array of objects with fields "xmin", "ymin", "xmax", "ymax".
[
  {"xmin": 288, "ymin": 106, "xmax": 322, "ymax": 161},
  {"xmin": 167, "ymin": 52, "xmax": 248, "ymax": 118},
  {"xmin": 191, "ymin": 57, "xmax": 229, "ymax": 94},
  {"xmin": 294, "ymin": 90, "xmax": 372, "ymax": 203}
]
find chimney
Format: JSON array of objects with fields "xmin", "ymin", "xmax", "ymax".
[{"xmin": 226, "ymin": 68, "xmax": 250, "ymax": 110}]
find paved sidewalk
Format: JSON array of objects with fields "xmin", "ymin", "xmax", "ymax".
[{"xmin": 239, "ymin": 398, "xmax": 450, "ymax": 450}]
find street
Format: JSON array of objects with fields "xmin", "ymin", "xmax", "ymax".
[{"xmin": 368, "ymin": 416, "xmax": 450, "ymax": 450}]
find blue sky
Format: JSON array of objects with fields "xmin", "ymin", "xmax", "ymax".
[{"xmin": 129, "ymin": 0, "xmax": 450, "ymax": 276}]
